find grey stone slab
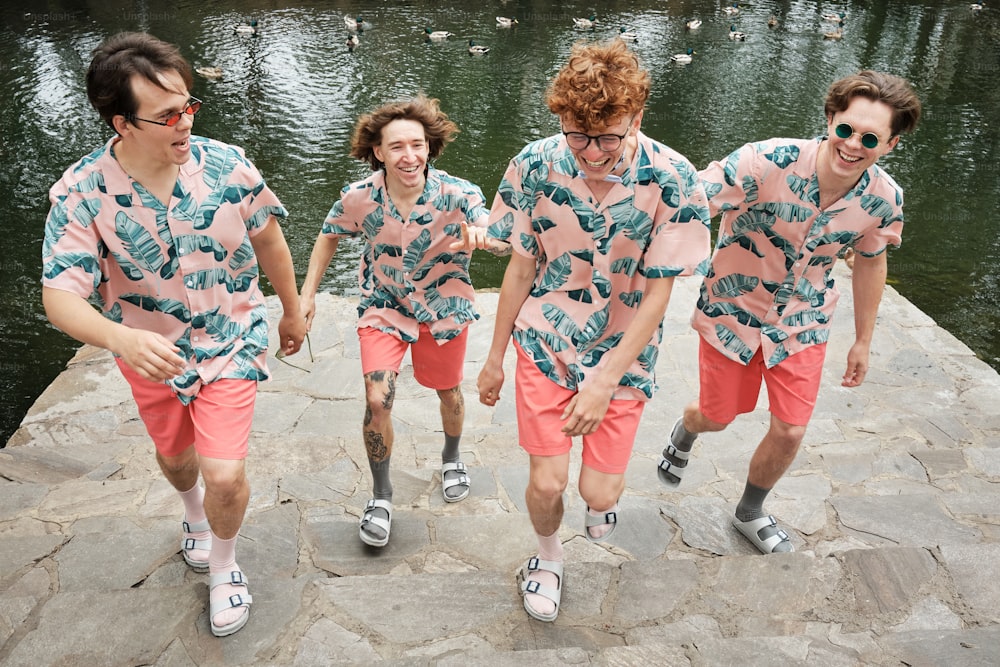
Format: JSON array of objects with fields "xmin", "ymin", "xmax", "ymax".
[
  {"xmin": 508, "ymin": 620, "xmax": 626, "ymax": 652},
  {"xmin": 433, "ymin": 512, "xmax": 536, "ymax": 572},
  {"xmin": 437, "ymin": 647, "xmax": 592, "ymax": 667},
  {"xmin": 613, "ymin": 559, "xmax": 699, "ymax": 623},
  {"xmin": 0, "ymin": 446, "xmax": 100, "ymax": 485},
  {"xmin": 891, "ymin": 597, "xmax": 964, "ymax": 632},
  {"xmin": 0, "ymin": 534, "xmax": 66, "ymax": 574},
  {"xmin": 939, "ymin": 543, "xmax": 1000, "ymax": 623},
  {"xmin": 0, "ymin": 568, "xmax": 51, "ymax": 645},
  {"xmin": 293, "ymin": 616, "xmax": 380, "ymax": 666},
  {"xmin": 625, "ymin": 613, "xmax": 722, "ymax": 645},
  {"xmin": 965, "ymin": 447, "xmax": 1000, "ymax": 477},
  {"xmin": 36, "ymin": 479, "xmax": 151, "ymax": 523},
  {"xmin": 839, "ymin": 547, "xmax": 937, "ymax": 617},
  {"xmin": 303, "ymin": 506, "xmax": 432, "ymax": 576},
  {"xmin": 3, "ymin": 587, "xmax": 200, "ymax": 667},
  {"xmin": 666, "ymin": 495, "xmax": 754, "ymax": 556},
  {"xmin": 877, "ymin": 626, "xmax": 1000, "ymax": 667},
  {"xmin": 831, "ymin": 494, "xmax": 979, "ymax": 548},
  {"xmin": 317, "ymin": 571, "xmax": 514, "ymax": 645},
  {"xmin": 251, "ymin": 391, "xmax": 314, "ymax": 435},
  {"xmin": 0, "ymin": 481, "xmax": 48, "ymax": 521},
  {"xmin": 597, "ymin": 496, "xmax": 675, "ymax": 560},
  {"xmin": 595, "ymin": 643, "xmax": 692, "ymax": 666},
  {"xmin": 402, "ymin": 633, "xmax": 495, "ymax": 662},
  {"xmin": 677, "ymin": 635, "xmax": 817, "ymax": 667},
  {"xmin": 706, "ymin": 552, "xmax": 840, "ymax": 617},
  {"xmin": 55, "ymin": 518, "xmax": 175, "ymax": 591},
  {"xmin": 239, "ymin": 502, "xmax": 302, "ymax": 577}
]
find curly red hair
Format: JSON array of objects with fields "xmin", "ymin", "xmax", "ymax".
[{"xmin": 546, "ymin": 40, "xmax": 650, "ymax": 130}]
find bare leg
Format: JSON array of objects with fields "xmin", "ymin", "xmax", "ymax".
[
  {"xmin": 523, "ymin": 454, "xmax": 569, "ymax": 617},
  {"xmin": 578, "ymin": 465, "xmax": 625, "ymax": 540}
]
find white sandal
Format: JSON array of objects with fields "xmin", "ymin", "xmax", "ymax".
[
  {"xmin": 520, "ymin": 556, "xmax": 563, "ymax": 622},
  {"xmin": 441, "ymin": 461, "xmax": 471, "ymax": 502},
  {"xmin": 209, "ymin": 567, "xmax": 252, "ymax": 637},
  {"xmin": 181, "ymin": 517, "xmax": 211, "ymax": 571},
  {"xmin": 359, "ymin": 498, "xmax": 393, "ymax": 547}
]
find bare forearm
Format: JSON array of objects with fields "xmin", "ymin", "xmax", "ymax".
[
  {"xmin": 851, "ymin": 253, "xmax": 887, "ymax": 345},
  {"xmin": 486, "ymin": 253, "xmax": 535, "ymax": 362},
  {"xmin": 251, "ymin": 220, "xmax": 299, "ymax": 313},
  {"xmin": 300, "ymin": 234, "xmax": 340, "ymax": 299}
]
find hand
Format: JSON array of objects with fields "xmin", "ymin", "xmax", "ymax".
[
  {"xmin": 841, "ymin": 341, "xmax": 871, "ymax": 387},
  {"xmin": 449, "ymin": 221, "xmax": 505, "ymax": 254},
  {"xmin": 277, "ymin": 311, "xmax": 307, "ymax": 357},
  {"xmin": 560, "ymin": 384, "xmax": 613, "ymax": 437},
  {"xmin": 113, "ymin": 327, "xmax": 185, "ymax": 382},
  {"xmin": 477, "ymin": 361, "xmax": 504, "ymax": 406}
]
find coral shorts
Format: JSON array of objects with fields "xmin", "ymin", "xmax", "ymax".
[
  {"xmin": 358, "ymin": 325, "xmax": 467, "ymax": 389},
  {"xmin": 116, "ymin": 359, "xmax": 255, "ymax": 460},
  {"xmin": 697, "ymin": 338, "xmax": 827, "ymax": 427},
  {"xmin": 514, "ymin": 342, "xmax": 644, "ymax": 475}
]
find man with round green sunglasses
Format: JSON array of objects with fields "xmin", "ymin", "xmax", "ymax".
[{"xmin": 656, "ymin": 70, "xmax": 921, "ymax": 555}]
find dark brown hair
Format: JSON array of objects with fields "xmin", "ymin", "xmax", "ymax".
[
  {"xmin": 546, "ymin": 39, "xmax": 650, "ymax": 130},
  {"xmin": 350, "ymin": 94, "xmax": 458, "ymax": 170},
  {"xmin": 86, "ymin": 32, "xmax": 193, "ymax": 131},
  {"xmin": 824, "ymin": 70, "xmax": 921, "ymax": 136}
]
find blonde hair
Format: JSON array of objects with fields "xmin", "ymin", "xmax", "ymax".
[{"xmin": 546, "ymin": 40, "xmax": 650, "ymax": 129}]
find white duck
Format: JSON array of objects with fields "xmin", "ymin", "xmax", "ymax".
[
  {"xmin": 685, "ymin": 19, "xmax": 703, "ymax": 30},
  {"xmin": 468, "ymin": 40, "xmax": 490, "ymax": 55},
  {"xmin": 618, "ymin": 27, "xmax": 638, "ymax": 42},
  {"xmin": 573, "ymin": 14, "xmax": 597, "ymax": 29},
  {"xmin": 729, "ymin": 24, "xmax": 748, "ymax": 41},
  {"xmin": 496, "ymin": 16, "xmax": 518, "ymax": 28}
]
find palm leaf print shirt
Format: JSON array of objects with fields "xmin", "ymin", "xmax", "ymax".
[
  {"xmin": 490, "ymin": 132, "xmax": 712, "ymax": 401},
  {"xmin": 42, "ymin": 136, "xmax": 286, "ymax": 404},
  {"xmin": 694, "ymin": 136, "xmax": 904, "ymax": 368},
  {"xmin": 322, "ymin": 167, "xmax": 490, "ymax": 343}
]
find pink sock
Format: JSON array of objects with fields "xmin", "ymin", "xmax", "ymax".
[
  {"xmin": 179, "ymin": 483, "xmax": 210, "ymax": 562},
  {"xmin": 587, "ymin": 503, "xmax": 619, "ymax": 540},
  {"xmin": 525, "ymin": 529, "xmax": 563, "ymax": 616},
  {"xmin": 209, "ymin": 532, "xmax": 246, "ymax": 628}
]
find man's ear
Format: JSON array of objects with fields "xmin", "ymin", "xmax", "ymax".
[{"xmin": 111, "ymin": 114, "xmax": 131, "ymax": 137}]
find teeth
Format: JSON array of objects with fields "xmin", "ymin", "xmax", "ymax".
[
  {"xmin": 838, "ymin": 149, "xmax": 861, "ymax": 163},
  {"xmin": 401, "ymin": 166, "xmax": 419, "ymax": 173},
  {"xmin": 585, "ymin": 158, "xmax": 608, "ymax": 167}
]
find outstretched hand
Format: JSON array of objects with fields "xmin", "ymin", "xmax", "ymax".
[{"xmin": 449, "ymin": 221, "xmax": 508, "ymax": 254}]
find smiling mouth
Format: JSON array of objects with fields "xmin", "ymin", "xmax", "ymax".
[
  {"xmin": 837, "ymin": 149, "xmax": 862, "ymax": 164},
  {"xmin": 400, "ymin": 165, "xmax": 420, "ymax": 173},
  {"xmin": 584, "ymin": 157, "xmax": 610, "ymax": 168}
]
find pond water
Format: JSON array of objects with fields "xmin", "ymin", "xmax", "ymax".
[{"xmin": 2, "ymin": 0, "xmax": 997, "ymax": 444}]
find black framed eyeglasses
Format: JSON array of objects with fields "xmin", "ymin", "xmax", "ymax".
[
  {"xmin": 562, "ymin": 124, "xmax": 631, "ymax": 152},
  {"xmin": 129, "ymin": 97, "xmax": 202, "ymax": 127},
  {"xmin": 834, "ymin": 122, "xmax": 883, "ymax": 149}
]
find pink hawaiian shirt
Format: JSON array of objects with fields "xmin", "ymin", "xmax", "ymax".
[
  {"xmin": 322, "ymin": 167, "xmax": 490, "ymax": 343},
  {"xmin": 42, "ymin": 135, "xmax": 286, "ymax": 403},
  {"xmin": 489, "ymin": 131, "xmax": 712, "ymax": 401},
  {"xmin": 694, "ymin": 136, "xmax": 904, "ymax": 367}
]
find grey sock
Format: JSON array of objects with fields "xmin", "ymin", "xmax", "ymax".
[
  {"xmin": 735, "ymin": 481, "xmax": 770, "ymax": 522},
  {"xmin": 442, "ymin": 434, "xmax": 461, "ymax": 463},
  {"xmin": 670, "ymin": 418, "xmax": 697, "ymax": 451}
]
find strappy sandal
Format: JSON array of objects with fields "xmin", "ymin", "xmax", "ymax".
[
  {"xmin": 733, "ymin": 515, "xmax": 794, "ymax": 554},
  {"xmin": 584, "ymin": 505, "xmax": 618, "ymax": 542},
  {"xmin": 657, "ymin": 418, "xmax": 694, "ymax": 487},
  {"xmin": 209, "ymin": 567, "xmax": 252, "ymax": 637},
  {"xmin": 520, "ymin": 556, "xmax": 563, "ymax": 622},
  {"xmin": 181, "ymin": 517, "xmax": 211, "ymax": 572},
  {"xmin": 441, "ymin": 461, "xmax": 471, "ymax": 502},
  {"xmin": 359, "ymin": 498, "xmax": 393, "ymax": 547}
]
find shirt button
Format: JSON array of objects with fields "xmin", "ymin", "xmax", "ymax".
[
  {"xmin": 178, "ymin": 248, "xmax": 185, "ymax": 255},
  {"xmin": 794, "ymin": 262, "xmax": 801, "ymax": 267},
  {"xmin": 193, "ymin": 336, "xmax": 200, "ymax": 342}
]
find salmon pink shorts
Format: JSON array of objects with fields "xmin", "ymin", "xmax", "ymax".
[
  {"xmin": 514, "ymin": 342, "xmax": 644, "ymax": 474},
  {"xmin": 358, "ymin": 325, "xmax": 467, "ymax": 389},
  {"xmin": 698, "ymin": 337, "xmax": 827, "ymax": 427},
  {"xmin": 116, "ymin": 358, "xmax": 255, "ymax": 460}
]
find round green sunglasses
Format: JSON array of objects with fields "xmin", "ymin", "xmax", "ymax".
[{"xmin": 834, "ymin": 122, "xmax": 885, "ymax": 149}]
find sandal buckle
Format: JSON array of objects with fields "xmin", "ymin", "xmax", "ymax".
[
  {"xmin": 183, "ymin": 537, "xmax": 197, "ymax": 550},
  {"xmin": 524, "ymin": 580, "xmax": 540, "ymax": 594},
  {"xmin": 527, "ymin": 556, "xmax": 540, "ymax": 572}
]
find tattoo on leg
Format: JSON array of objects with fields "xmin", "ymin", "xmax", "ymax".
[
  {"xmin": 365, "ymin": 430, "xmax": 388, "ymax": 462},
  {"xmin": 452, "ymin": 387, "xmax": 464, "ymax": 416},
  {"xmin": 383, "ymin": 374, "xmax": 396, "ymax": 410},
  {"xmin": 364, "ymin": 405, "xmax": 373, "ymax": 427}
]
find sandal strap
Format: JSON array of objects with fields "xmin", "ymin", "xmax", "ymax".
[
  {"xmin": 442, "ymin": 474, "xmax": 470, "ymax": 491},
  {"xmin": 183, "ymin": 536, "xmax": 212, "ymax": 552},
  {"xmin": 584, "ymin": 508, "xmax": 617, "ymax": 529},
  {"xmin": 209, "ymin": 569, "xmax": 252, "ymax": 617},
  {"xmin": 662, "ymin": 443, "xmax": 691, "ymax": 462},
  {"xmin": 182, "ymin": 518, "xmax": 211, "ymax": 534},
  {"xmin": 361, "ymin": 499, "xmax": 393, "ymax": 532},
  {"xmin": 526, "ymin": 556, "xmax": 564, "ymax": 578},
  {"xmin": 441, "ymin": 461, "xmax": 467, "ymax": 474}
]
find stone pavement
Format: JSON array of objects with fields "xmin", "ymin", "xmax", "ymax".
[{"xmin": 3, "ymin": 264, "xmax": 1000, "ymax": 666}]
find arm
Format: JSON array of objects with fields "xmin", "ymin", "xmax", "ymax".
[
  {"xmin": 42, "ymin": 287, "xmax": 185, "ymax": 381},
  {"xmin": 561, "ymin": 276, "xmax": 675, "ymax": 436},
  {"xmin": 298, "ymin": 233, "xmax": 341, "ymax": 332},
  {"xmin": 477, "ymin": 251, "xmax": 536, "ymax": 405},
  {"xmin": 842, "ymin": 251, "xmax": 887, "ymax": 387},
  {"xmin": 251, "ymin": 217, "xmax": 306, "ymax": 356}
]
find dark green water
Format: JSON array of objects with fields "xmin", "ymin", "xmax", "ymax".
[{"xmin": 2, "ymin": 0, "xmax": 998, "ymax": 444}]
